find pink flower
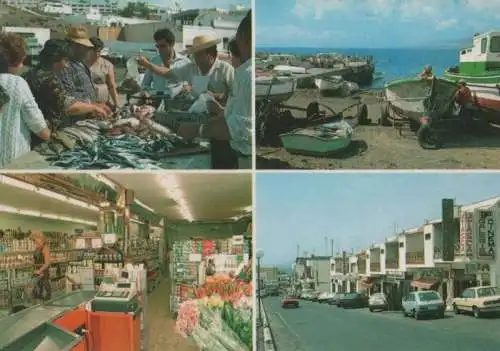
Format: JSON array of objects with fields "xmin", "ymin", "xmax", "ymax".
[{"xmin": 176, "ymin": 300, "xmax": 200, "ymax": 336}]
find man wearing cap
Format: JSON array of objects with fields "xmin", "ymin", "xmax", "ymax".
[
  {"xmin": 159, "ymin": 11, "xmax": 252, "ymax": 169},
  {"xmin": 57, "ymin": 26, "xmax": 111, "ymax": 118},
  {"xmin": 137, "ymin": 34, "xmax": 236, "ymax": 169},
  {"xmin": 137, "ymin": 34, "xmax": 234, "ymax": 101}
]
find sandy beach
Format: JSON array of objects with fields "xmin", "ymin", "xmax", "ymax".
[{"xmin": 257, "ymin": 89, "xmax": 500, "ymax": 169}]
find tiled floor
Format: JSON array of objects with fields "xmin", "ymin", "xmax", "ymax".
[{"xmin": 146, "ymin": 280, "xmax": 198, "ymax": 351}]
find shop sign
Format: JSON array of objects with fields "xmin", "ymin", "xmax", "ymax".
[
  {"xmin": 465, "ymin": 263, "xmax": 490, "ymax": 275},
  {"xmin": 476, "ymin": 209, "xmax": 496, "ymax": 259},
  {"xmin": 459, "ymin": 211, "xmax": 473, "ymax": 257},
  {"xmin": 232, "ymin": 235, "xmax": 244, "ymax": 245},
  {"xmin": 418, "ymin": 269, "xmax": 442, "ymax": 278},
  {"xmin": 385, "ymin": 270, "xmax": 405, "ymax": 280}
]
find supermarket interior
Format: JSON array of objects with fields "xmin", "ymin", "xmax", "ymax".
[{"xmin": 0, "ymin": 172, "xmax": 253, "ymax": 351}]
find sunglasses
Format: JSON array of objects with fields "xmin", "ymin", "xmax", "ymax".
[{"xmin": 155, "ymin": 44, "xmax": 169, "ymax": 49}]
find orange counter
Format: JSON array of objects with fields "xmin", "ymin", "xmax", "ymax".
[
  {"xmin": 52, "ymin": 307, "xmax": 141, "ymax": 351},
  {"xmin": 87, "ymin": 310, "xmax": 141, "ymax": 351}
]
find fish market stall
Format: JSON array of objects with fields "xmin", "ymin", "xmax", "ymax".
[{"xmin": 6, "ymin": 85, "xmax": 215, "ymax": 170}]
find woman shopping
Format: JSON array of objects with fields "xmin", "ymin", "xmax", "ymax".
[{"xmin": 31, "ymin": 231, "xmax": 52, "ymax": 303}]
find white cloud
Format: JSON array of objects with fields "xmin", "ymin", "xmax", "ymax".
[
  {"xmin": 436, "ymin": 19, "xmax": 458, "ymax": 30},
  {"xmin": 256, "ymin": 24, "xmax": 345, "ymax": 46}
]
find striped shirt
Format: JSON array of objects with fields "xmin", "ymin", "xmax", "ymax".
[
  {"xmin": 0, "ymin": 74, "xmax": 47, "ymax": 167},
  {"xmin": 57, "ymin": 60, "xmax": 97, "ymax": 103}
]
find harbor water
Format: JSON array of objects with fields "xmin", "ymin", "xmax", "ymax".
[{"xmin": 257, "ymin": 47, "xmax": 458, "ymax": 89}]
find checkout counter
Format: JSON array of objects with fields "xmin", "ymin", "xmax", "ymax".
[{"xmin": 0, "ymin": 287, "xmax": 141, "ymax": 351}]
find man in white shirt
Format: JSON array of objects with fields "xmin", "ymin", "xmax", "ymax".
[
  {"xmin": 140, "ymin": 28, "xmax": 187, "ymax": 107},
  {"xmin": 138, "ymin": 35, "xmax": 234, "ymax": 101},
  {"xmin": 172, "ymin": 11, "xmax": 253, "ymax": 169}
]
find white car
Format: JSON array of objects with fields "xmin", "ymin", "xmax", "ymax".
[
  {"xmin": 453, "ymin": 286, "xmax": 500, "ymax": 318},
  {"xmin": 318, "ymin": 292, "xmax": 335, "ymax": 303},
  {"xmin": 368, "ymin": 293, "xmax": 388, "ymax": 312}
]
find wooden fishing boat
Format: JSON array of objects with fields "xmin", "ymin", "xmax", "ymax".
[
  {"xmin": 255, "ymin": 75, "xmax": 297, "ymax": 103},
  {"xmin": 279, "ymin": 120, "xmax": 353, "ymax": 156},
  {"xmin": 384, "ymin": 77, "xmax": 457, "ymax": 122}
]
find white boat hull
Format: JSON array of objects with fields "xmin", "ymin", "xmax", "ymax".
[
  {"xmin": 315, "ymin": 78, "xmax": 343, "ymax": 91},
  {"xmin": 274, "ymin": 65, "xmax": 307, "ymax": 74},
  {"xmin": 255, "ymin": 77, "xmax": 297, "ymax": 102}
]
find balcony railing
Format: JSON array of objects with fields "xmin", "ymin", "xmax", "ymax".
[
  {"xmin": 406, "ymin": 251, "xmax": 425, "ymax": 264},
  {"xmin": 370, "ymin": 262, "xmax": 381, "ymax": 272},
  {"xmin": 385, "ymin": 259, "xmax": 399, "ymax": 269}
]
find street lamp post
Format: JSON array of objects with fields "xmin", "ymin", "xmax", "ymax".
[{"xmin": 256, "ymin": 249, "xmax": 264, "ymax": 326}]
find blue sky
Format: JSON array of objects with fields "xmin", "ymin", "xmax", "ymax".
[
  {"xmin": 256, "ymin": 172, "xmax": 500, "ymax": 266},
  {"xmin": 256, "ymin": 0, "xmax": 500, "ymax": 48}
]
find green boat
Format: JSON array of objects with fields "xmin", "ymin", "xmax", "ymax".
[
  {"xmin": 443, "ymin": 31, "xmax": 500, "ymax": 112},
  {"xmin": 279, "ymin": 120, "xmax": 353, "ymax": 156}
]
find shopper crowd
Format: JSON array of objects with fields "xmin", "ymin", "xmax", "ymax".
[{"xmin": 0, "ymin": 9, "xmax": 252, "ymax": 169}]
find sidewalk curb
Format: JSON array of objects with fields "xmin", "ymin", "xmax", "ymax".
[{"xmin": 260, "ymin": 300, "xmax": 275, "ymax": 351}]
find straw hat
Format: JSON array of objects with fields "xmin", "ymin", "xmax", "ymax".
[
  {"xmin": 186, "ymin": 35, "xmax": 221, "ymax": 54},
  {"xmin": 459, "ymin": 78, "xmax": 466, "ymax": 84},
  {"xmin": 67, "ymin": 26, "xmax": 93, "ymax": 48}
]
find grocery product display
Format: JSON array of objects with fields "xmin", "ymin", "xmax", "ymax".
[{"xmin": 0, "ymin": 172, "xmax": 253, "ymax": 350}]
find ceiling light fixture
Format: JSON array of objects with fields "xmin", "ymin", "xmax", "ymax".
[
  {"xmin": 135, "ymin": 198, "xmax": 155, "ymax": 213},
  {"xmin": 0, "ymin": 203, "xmax": 97, "ymax": 226},
  {"xmin": 89, "ymin": 173, "xmax": 117, "ymax": 190},
  {"xmin": 130, "ymin": 218, "xmax": 145, "ymax": 225},
  {"xmin": 159, "ymin": 175, "xmax": 194, "ymax": 222},
  {"xmin": 0, "ymin": 175, "xmax": 99, "ymax": 212}
]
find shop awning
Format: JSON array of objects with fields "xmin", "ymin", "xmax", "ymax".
[
  {"xmin": 359, "ymin": 277, "xmax": 373, "ymax": 288},
  {"xmin": 410, "ymin": 277, "xmax": 440, "ymax": 290}
]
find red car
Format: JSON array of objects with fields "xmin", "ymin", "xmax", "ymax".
[{"xmin": 281, "ymin": 296, "xmax": 300, "ymax": 308}]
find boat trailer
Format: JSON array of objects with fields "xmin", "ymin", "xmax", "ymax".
[{"xmin": 257, "ymin": 78, "xmax": 369, "ymax": 146}]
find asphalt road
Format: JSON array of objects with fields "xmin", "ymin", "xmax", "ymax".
[{"xmin": 262, "ymin": 296, "xmax": 500, "ymax": 351}]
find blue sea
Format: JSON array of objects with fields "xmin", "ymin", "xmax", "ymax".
[{"xmin": 256, "ymin": 47, "xmax": 459, "ymax": 89}]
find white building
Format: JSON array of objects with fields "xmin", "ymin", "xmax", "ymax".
[{"xmin": 40, "ymin": 1, "xmax": 73, "ymax": 15}]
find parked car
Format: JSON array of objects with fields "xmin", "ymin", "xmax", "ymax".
[
  {"xmin": 318, "ymin": 292, "xmax": 336, "ymax": 303},
  {"xmin": 402, "ymin": 291, "xmax": 445, "ymax": 320},
  {"xmin": 339, "ymin": 293, "xmax": 369, "ymax": 308},
  {"xmin": 452, "ymin": 286, "xmax": 500, "ymax": 318},
  {"xmin": 281, "ymin": 296, "xmax": 300, "ymax": 308},
  {"xmin": 369, "ymin": 292, "xmax": 388, "ymax": 312},
  {"xmin": 300, "ymin": 291, "xmax": 313, "ymax": 300},
  {"xmin": 310, "ymin": 291, "xmax": 321, "ymax": 302},
  {"xmin": 328, "ymin": 293, "xmax": 345, "ymax": 306}
]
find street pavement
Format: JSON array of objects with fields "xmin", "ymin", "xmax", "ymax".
[{"xmin": 262, "ymin": 296, "xmax": 500, "ymax": 351}]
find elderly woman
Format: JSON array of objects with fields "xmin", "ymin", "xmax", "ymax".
[
  {"xmin": 0, "ymin": 33, "xmax": 50, "ymax": 167},
  {"xmin": 31, "ymin": 231, "xmax": 52, "ymax": 303},
  {"xmin": 88, "ymin": 37, "xmax": 120, "ymax": 108},
  {"xmin": 24, "ymin": 39, "xmax": 108, "ymax": 146}
]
